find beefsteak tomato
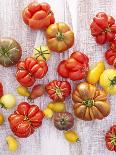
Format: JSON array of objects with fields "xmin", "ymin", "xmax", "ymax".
[
  {"xmin": 8, "ymin": 102, "xmax": 44, "ymax": 138},
  {"xmin": 16, "ymin": 57, "xmax": 48, "ymax": 87},
  {"xmin": 105, "ymin": 49, "xmax": 116, "ymax": 68},
  {"xmin": 22, "ymin": 2, "xmax": 55, "ymax": 30},
  {"xmin": 90, "ymin": 12, "xmax": 116, "ymax": 44},
  {"xmin": 72, "ymin": 82, "xmax": 110, "ymax": 121},
  {"xmin": 57, "ymin": 51, "xmax": 89, "ymax": 81},
  {"xmin": 105, "ymin": 125, "xmax": 116, "ymax": 152},
  {"xmin": 45, "ymin": 22, "xmax": 74, "ymax": 53},
  {"xmin": 46, "ymin": 80, "xmax": 71, "ymax": 101}
]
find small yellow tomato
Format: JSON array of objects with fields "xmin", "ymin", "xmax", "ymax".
[
  {"xmin": 64, "ymin": 130, "xmax": 79, "ymax": 143},
  {"xmin": 0, "ymin": 113, "xmax": 4, "ymax": 125},
  {"xmin": 17, "ymin": 85, "xmax": 30, "ymax": 97},
  {"xmin": 100, "ymin": 69, "xmax": 116, "ymax": 94},
  {"xmin": 6, "ymin": 135, "xmax": 19, "ymax": 152},
  {"xmin": 43, "ymin": 108, "xmax": 53, "ymax": 118},
  {"xmin": 33, "ymin": 45, "xmax": 51, "ymax": 61},
  {"xmin": 87, "ymin": 61, "xmax": 105, "ymax": 84},
  {"xmin": 48, "ymin": 102, "xmax": 65, "ymax": 112}
]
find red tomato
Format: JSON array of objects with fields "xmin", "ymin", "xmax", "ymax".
[
  {"xmin": 57, "ymin": 51, "xmax": 89, "ymax": 81},
  {"xmin": 22, "ymin": 2, "xmax": 55, "ymax": 30},
  {"xmin": 46, "ymin": 80, "xmax": 71, "ymax": 101},
  {"xmin": 8, "ymin": 102, "xmax": 44, "ymax": 138},
  {"xmin": 110, "ymin": 39, "xmax": 116, "ymax": 51},
  {"xmin": 105, "ymin": 49, "xmax": 116, "ymax": 68},
  {"xmin": 57, "ymin": 60, "xmax": 69, "ymax": 78},
  {"xmin": 105, "ymin": 125, "xmax": 116, "ymax": 152},
  {"xmin": 0, "ymin": 82, "xmax": 3, "ymax": 97},
  {"xmin": 90, "ymin": 12, "xmax": 116, "ymax": 44},
  {"xmin": 16, "ymin": 57, "xmax": 48, "ymax": 87}
]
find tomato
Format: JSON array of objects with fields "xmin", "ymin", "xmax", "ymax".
[
  {"xmin": 22, "ymin": 2, "xmax": 55, "ymax": 30},
  {"xmin": 100, "ymin": 69, "xmax": 116, "ymax": 94},
  {"xmin": 0, "ymin": 38, "xmax": 22, "ymax": 67},
  {"xmin": 57, "ymin": 51, "xmax": 89, "ymax": 81},
  {"xmin": 90, "ymin": 12, "xmax": 116, "ymax": 44},
  {"xmin": 46, "ymin": 80, "xmax": 71, "ymax": 101},
  {"xmin": 0, "ymin": 82, "xmax": 3, "ymax": 97},
  {"xmin": 110, "ymin": 39, "xmax": 116, "ymax": 51},
  {"xmin": 105, "ymin": 49, "xmax": 116, "ymax": 68},
  {"xmin": 16, "ymin": 57, "xmax": 48, "ymax": 87},
  {"xmin": 8, "ymin": 102, "xmax": 44, "ymax": 138},
  {"xmin": 57, "ymin": 60, "xmax": 69, "ymax": 78},
  {"xmin": 45, "ymin": 22, "xmax": 74, "ymax": 53},
  {"xmin": 33, "ymin": 45, "xmax": 51, "ymax": 61},
  {"xmin": 105, "ymin": 125, "xmax": 116, "ymax": 152}
]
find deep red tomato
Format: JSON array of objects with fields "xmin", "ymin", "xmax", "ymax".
[
  {"xmin": 110, "ymin": 39, "xmax": 116, "ymax": 51},
  {"xmin": 57, "ymin": 60, "xmax": 69, "ymax": 78},
  {"xmin": 105, "ymin": 125, "xmax": 116, "ymax": 152},
  {"xmin": 0, "ymin": 82, "xmax": 3, "ymax": 97},
  {"xmin": 16, "ymin": 57, "xmax": 48, "ymax": 87},
  {"xmin": 46, "ymin": 80, "xmax": 71, "ymax": 101},
  {"xmin": 90, "ymin": 12, "xmax": 116, "ymax": 44},
  {"xmin": 105, "ymin": 49, "xmax": 116, "ymax": 68},
  {"xmin": 8, "ymin": 102, "xmax": 44, "ymax": 138},
  {"xmin": 57, "ymin": 51, "xmax": 89, "ymax": 81},
  {"xmin": 22, "ymin": 2, "xmax": 55, "ymax": 30}
]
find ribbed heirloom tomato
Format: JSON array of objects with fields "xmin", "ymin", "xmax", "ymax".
[
  {"xmin": 45, "ymin": 22, "xmax": 74, "ymax": 53},
  {"xmin": 105, "ymin": 125, "xmax": 116, "ymax": 152},
  {"xmin": 46, "ymin": 80, "xmax": 71, "ymax": 101},
  {"xmin": 16, "ymin": 57, "xmax": 48, "ymax": 87},
  {"xmin": 105, "ymin": 39, "xmax": 116, "ymax": 68},
  {"xmin": 22, "ymin": 2, "xmax": 55, "ymax": 29},
  {"xmin": 8, "ymin": 102, "xmax": 44, "ymax": 138},
  {"xmin": 90, "ymin": 12, "xmax": 116, "ymax": 44},
  {"xmin": 57, "ymin": 51, "xmax": 89, "ymax": 81}
]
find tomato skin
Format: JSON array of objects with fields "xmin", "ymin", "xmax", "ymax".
[
  {"xmin": 16, "ymin": 57, "xmax": 48, "ymax": 87},
  {"xmin": 57, "ymin": 51, "xmax": 89, "ymax": 81},
  {"xmin": 46, "ymin": 80, "xmax": 71, "ymax": 101},
  {"xmin": 110, "ymin": 39, "xmax": 116, "ymax": 51},
  {"xmin": 57, "ymin": 60, "xmax": 69, "ymax": 78},
  {"xmin": 22, "ymin": 2, "xmax": 55, "ymax": 30},
  {"xmin": 90, "ymin": 12, "xmax": 116, "ymax": 44},
  {"xmin": 105, "ymin": 125, "xmax": 116, "ymax": 152},
  {"xmin": 105, "ymin": 49, "xmax": 116, "ymax": 68},
  {"xmin": 8, "ymin": 102, "xmax": 44, "ymax": 138}
]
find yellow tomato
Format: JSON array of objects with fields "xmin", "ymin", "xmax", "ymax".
[
  {"xmin": 0, "ymin": 113, "xmax": 4, "ymax": 125},
  {"xmin": 6, "ymin": 136, "xmax": 19, "ymax": 152},
  {"xmin": 87, "ymin": 61, "xmax": 105, "ymax": 84},
  {"xmin": 100, "ymin": 69, "xmax": 116, "ymax": 94},
  {"xmin": 48, "ymin": 102, "xmax": 65, "ymax": 112},
  {"xmin": 17, "ymin": 86, "xmax": 30, "ymax": 97},
  {"xmin": 43, "ymin": 108, "xmax": 53, "ymax": 118},
  {"xmin": 33, "ymin": 45, "xmax": 51, "ymax": 61},
  {"xmin": 64, "ymin": 130, "xmax": 79, "ymax": 143}
]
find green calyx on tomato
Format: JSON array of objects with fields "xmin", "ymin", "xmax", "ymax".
[
  {"xmin": 34, "ymin": 47, "xmax": 50, "ymax": 61},
  {"xmin": 110, "ymin": 76, "xmax": 116, "ymax": 86},
  {"xmin": 56, "ymin": 32, "xmax": 64, "ymax": 41},
  {"xmin": 110, "ymin": 134, "xmax": 116, "ymax": 146},
  {"xmin": 53, "ymin": 86, "xmax": 62, "ymax": 98},
  {"xmin": 104, "ymin": 27, "xmax": 111, "ymax": 33},
  {"xmin": 82, "ymin": 99, "xmax": 94, "ymax": 107}
]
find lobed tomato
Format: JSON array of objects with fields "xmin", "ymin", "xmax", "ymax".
[
  {"xmin": 8, "ymin": 102, "xmax": 44, "ymax": 138},
  {"xmin": 46, "ymin": 80, "xmax": 71, "ymax": 101},
  {"xmin": 57, "ymin": 51, "xmax": 89, "ymax": 81},
  {"xmin": 16, "ymin": 57, "xmax": 48, "ymax": 87},
  {"xmin": 90, "ymin": 12, "xmax": 116, "ymax": 44},
  {"xmin": 22, "ymin": 2, "xmax": 55, "ymax": 30}
]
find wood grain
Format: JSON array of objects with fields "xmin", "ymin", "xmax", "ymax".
[{"xmin": 0, "ymin": 0, "xmax": 116, "ymax": 155}]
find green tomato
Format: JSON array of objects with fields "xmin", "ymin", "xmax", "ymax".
[{"xmin": 0, "ymin": 94, "xmax": 16, "ymax": 109}]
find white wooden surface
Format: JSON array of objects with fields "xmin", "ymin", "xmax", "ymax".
[{"xmin": 0, "ymin": 0, "xmax": 116, "ymax": 155}]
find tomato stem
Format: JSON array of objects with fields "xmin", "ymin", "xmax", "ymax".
[
  {"xmin": 110, "ymin": 76, "xmax": 116, "ymax": 86},
  {"xmin": 56, "ymin": 32, "xmax": 64, "ymax": 41},
  {"xmin": 82, "ymin": 99, "xmax": 94, "ymax": 107},
  {"xmin": 110, "ymin": 134, "xmax": 116, "ymax": 146}
]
